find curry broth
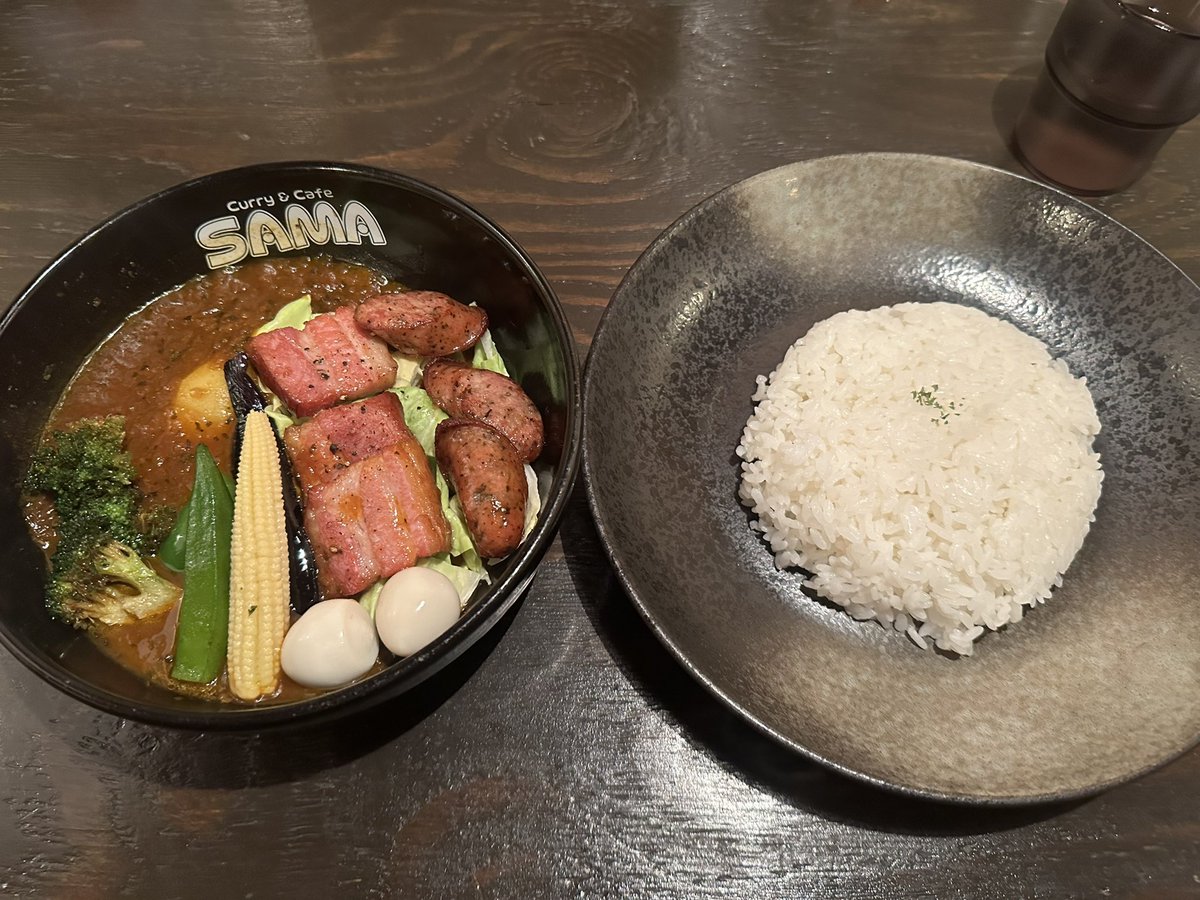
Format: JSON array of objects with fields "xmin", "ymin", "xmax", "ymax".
[{"xmin": 35, "ymin": 256, "xmax": 394, "ymax": 704}]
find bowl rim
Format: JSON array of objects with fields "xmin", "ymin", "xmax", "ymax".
[{"xmin": 0, "ymin": 160, "xmax": 582, "ymax": 730}]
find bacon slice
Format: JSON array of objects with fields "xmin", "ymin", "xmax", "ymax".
[
  {"xmin": 246, "ymin": 306, "xmax": 397, "ymax": 417},
  {"xmin": 381, "ymin": 431, "xmax": 453, "ymax": 561},
  {"xmin": 302, "ymin": 428, "xmax": 451, "ymax": 597},
  {"xmin": 283, "ymin": 393, "xmax": 410, "ymax": 494},
  {"xmin": 303, "ymin": 464, "xmax": 379, "ymax": 597}
]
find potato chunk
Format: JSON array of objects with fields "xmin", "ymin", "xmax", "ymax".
[{"xmin": 174, "ymin": 358, "xmax": 233, "ymax": 442}]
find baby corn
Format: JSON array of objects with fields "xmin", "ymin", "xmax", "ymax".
[{"xmin": 227, "ymin": 409, "xmax": 290, "ymax": 701}]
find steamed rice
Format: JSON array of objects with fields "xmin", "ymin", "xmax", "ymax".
[{"xmin": 736, "ymin": 302, "xmax": 1103, "ymax": 656}]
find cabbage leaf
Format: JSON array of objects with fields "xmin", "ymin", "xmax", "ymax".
[
  {"xmin": 254, "ymin": 294, "xmax": 314, "ymax": 335},
  {"xmin": 471, "ymin": 329, "xmax": 509, "ymax": 376}
]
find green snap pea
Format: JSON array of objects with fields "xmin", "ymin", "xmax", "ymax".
[
  {"xmin": 159, "ymin": 469, "xmax": 234, "ymax": 572},
  {"xmin": 158, "ymin": 504, "xmax": 190, "ymax": 573},
  {"xmin": 170, "ymin": 445, "xmax": 233, "ymax": 684}
]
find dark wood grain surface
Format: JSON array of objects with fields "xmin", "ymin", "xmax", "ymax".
[{"xmin": 2, "ymin": 1, "xmax": 1198, "ymax": 896}]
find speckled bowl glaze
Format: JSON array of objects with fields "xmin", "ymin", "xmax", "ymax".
[
  {"xmin": 583, "ymin": 153, "xmax": 1200, "ymax": 804},
  {"xmin": 0, "ymin": 161, "xmax": 581, "ymax": 729}
]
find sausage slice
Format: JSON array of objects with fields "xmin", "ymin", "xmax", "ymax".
[
  {"xmin": 435, "ymin": 419, "xmax": 527, "ymax": 559},
  {"xmin": 354, "ymin": 291, "xmax": 488, "ymax": 357},
  {"xmin": 423, "ymin": 358, "xmax": 543, "ymax": 463}
]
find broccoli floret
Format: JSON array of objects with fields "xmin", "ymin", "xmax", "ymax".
[
  {"xmin": 48, "ymin": 539, "xmax": 181, "ymax": 628},
  {"xmin": 25, "ymin": 416, "xmax": 159, "ymax": 551},
  {"xmin": 23, "ymin": 416, "xmax": 179, "ymax": 628},
  {"xmin": 135, "ymin": 504, "xmax": 177, "ymax": 549},
  {"xmin": 26, "ymin": 416, "xmax": 133, "ymax": 502}
]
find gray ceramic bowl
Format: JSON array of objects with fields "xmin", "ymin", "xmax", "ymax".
[{"xmin": 583, "ymin": 153, "xmax": 1200, "ymax": 804}]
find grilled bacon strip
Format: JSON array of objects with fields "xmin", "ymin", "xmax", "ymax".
[
  {"xmin": 303, "ymin": 433, "xmax": 451, "ymax": 597},
  {"xmin": 246, "ymin": 306, "xmax": 396, "ymax": 418},
  {"xmin": 283, "ymin": 393, "xmax": 410, "ymax": 494}
]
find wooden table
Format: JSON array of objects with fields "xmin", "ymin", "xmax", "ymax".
[{"xmin": 2, "ymin": 1, "xmax": 1197, "ymax": 896}]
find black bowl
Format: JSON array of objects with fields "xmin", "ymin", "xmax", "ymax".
[{"xmin": 0, "ymin": 161, "xmax": 581, "ymax": 729}]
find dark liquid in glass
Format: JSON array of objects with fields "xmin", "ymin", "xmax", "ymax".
[{"xmin": 1014, "ymin": 0, "xmax": 1200, "ymax": 194}]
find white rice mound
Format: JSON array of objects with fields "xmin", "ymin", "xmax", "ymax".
[{"xmin": 736, "ymin": 302, "xmax": 1103, "ymax": 656}]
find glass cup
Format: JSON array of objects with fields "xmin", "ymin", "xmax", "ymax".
[{"xmin": 1013, "ymin": 0, "xmax": 1200, "ymax": 194}]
